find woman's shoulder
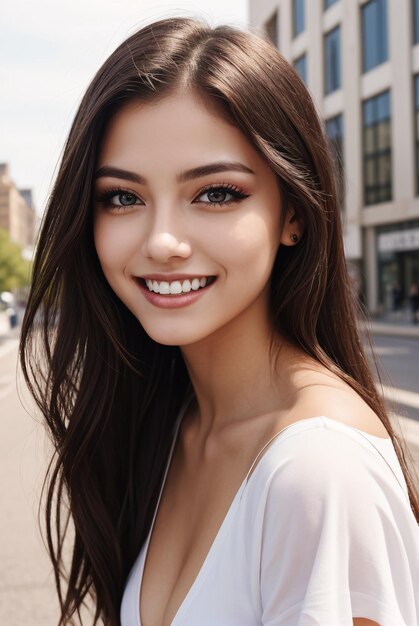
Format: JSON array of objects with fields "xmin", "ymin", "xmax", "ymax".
[
  {"xmin": 244, "ymin": 415, "xmax": 411, "ymax": 532},
  {"xmin": 242, "ymin": 352, "xmax": 391, "ymax": 485},
  {"xmin": 282, "ymin": 352, "xmax": 389, "ymax": 439}
]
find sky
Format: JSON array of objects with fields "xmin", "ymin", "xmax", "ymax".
[{"xmin": 0, "ymin": 0, "xmax": 248, "ymax": 217}]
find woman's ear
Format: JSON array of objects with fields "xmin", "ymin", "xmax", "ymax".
[{"xmin": 279, "ymin": 208, "xmax": 304, "ymax": 247}]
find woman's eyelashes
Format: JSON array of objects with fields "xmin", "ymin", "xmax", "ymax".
[
  {"xmin": 193, "ymin": 183, "xmax": 250, "ymax": 206},
  {"xmin": 95, "ymin": 188, "xmax": 142, "ymax": 209},
  {"xmin": 95, "ymin": 183, "xmax": 250, "ymax": 211}
]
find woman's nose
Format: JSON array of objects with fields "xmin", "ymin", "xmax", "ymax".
[{"xmin": 141, "ymin": 213, "xmax": 192, "ymax": 263}]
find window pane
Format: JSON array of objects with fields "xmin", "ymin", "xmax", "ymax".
[
  {"xmin": 324, "ymin": 26, "xmax": 341, "ymax": 94},
  {"xmin": 379, "ymin": 185, "xmax": 391, "ymax": 202},
  {"xmin": 363, "ymin": 89, "xmax": 392, "ymax": 205},
  {"xmin": 363, "ymin": 99, "xmax": 375, "ymax": 126},
  {"xmin": 324, "ymin": 0, "xmax": 339, "ymax": 8},
  {"xmin": 377, "ymin": 91, "xmax": 390, "ymax": 121},
  {"xmin": 377, "ymin": 0, "xmax": 388, "ymax": 62},
  {"xmin": 415, "ymin": 75, "xmax": 419, "ymax": 196},
  {"xmin": 365, "ymin": 158, "xmax": 376, "ymax": 185},
  {"xmin": 294, "ymin": 53, "xmax": 307, "ymax": 83},
  {"xmin": 293, "ymin": 0, "xmax": 305, "ymax": 37},
  {"xmin": 326, "ymin": 115, "xmax": 343, "ymax": 141},
  {"xmin": 362, "ymin": 0, "xmax": 388, "ymax": 73},
  {"xmin": 378, "ymin": 154, "xmax": 391, "ymax": 185},
  {"xmin": 366, "ymin": 190, "xmax": 375, "ymax": 205},
  {"xmin": 417, "ymin": 144, "xmax": 419, "ymax": 193},
  {"xmin": 364, "ymin": 127, "xmax": 375, "ymax": 154},
  {"xmin": 415, "ymin": 0, "xmax": 419, "ymax": 44},
  {"xmin": 325, "ymin": 114, "xmax": 345, "ymax": 204},
  {"xmin": 377, "ymin": 121, "xmax": 390, "ymax": 150}
]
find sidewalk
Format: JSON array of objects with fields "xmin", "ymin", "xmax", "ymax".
[
  {"xmin": 0, "ymin": 326, "xmax": 20, "ymax": 359},
  {"xmin": 0, "ymin": 307, "xmax": 24, "ymax": 352},
  {"xmin": 364, "ymin": 311, "xmax": 419, "ymax": 339}
]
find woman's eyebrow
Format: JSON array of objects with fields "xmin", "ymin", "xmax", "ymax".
[
  {"xmin": 94, "ymin": 166, "xmax": 145, "ymax": 184},
  {"xmin": 177, "ymin": 161, "xmax": 255, "ymax": 182},
  {"xmin": 94, "ymin": 161, "xmax": 255, "ymax": 184}
]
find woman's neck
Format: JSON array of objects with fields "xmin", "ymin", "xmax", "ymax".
[{"xmin": 180, "ymin": 303, "xmax": 290, "ymax": 437}]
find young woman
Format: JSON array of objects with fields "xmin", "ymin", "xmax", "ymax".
[{"xmin": 20, "ymin": 17, "xmax": 419, "ymax": 626}]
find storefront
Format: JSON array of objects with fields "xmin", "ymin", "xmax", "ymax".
[{"xmin": 377, "ymin": 220, "xmax": 419, "ymax": 312}]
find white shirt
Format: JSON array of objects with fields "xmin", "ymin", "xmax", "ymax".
[{"xmin": 121, "ymin": 415, "xmax": 419, "ymax": 626}]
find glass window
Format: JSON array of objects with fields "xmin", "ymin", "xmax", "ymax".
[
  {"xmin": 293, "ymin": 0, "xmax": 305, "ymax": 37},
  {"xmin": 325, "ymin": 114, "xmax": 345, "ymax": 204},
  {"xmin": 376, "ymin": 90, "xmax": 390, "ymax": 120},
  {"xmin": 294, "ymin": 53, "xmax": 307, "ymax": 83},
  {"xmin": 324, "ymin": 0, "xmax": 339, "ymax": 8},
  {"xmin": 361, "ymin": 0, "xmax": 388, "ymax": 73},
  {"xmin": 414, "ymin": 0, "xmax": 419, "ymax": 44},
  {"xmin": 377, "ymin": 121, "xmax": 391, "ymax": 150},
  {"xmin": 324, "ymin": 26, "xmax": 341, "ymax": 94},
  {"xmin": 362, "ymin": 90, "xmax": 392, "ymax": 205},
  {"xmin": 378, "ymin": 154, "xmax": 391, "ymax": 185},
  {"xmin": 365, "ymin": 158, "xmax": 375, "ymax": 186},
  {"xmin": 364, "ymin": 126, "xmax": 375, "ymax": 154},
  {"xmin": 265, "ymin": 11, "xmax": 278, "ymax": 47},
  {"xmin": 415, "ymin": 75, "xmax": 419, "ymax": 194}
]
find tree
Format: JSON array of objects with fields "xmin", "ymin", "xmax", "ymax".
[{"xmin": 0, "ymin": 229, "xmax": 32, "ymax": 292}]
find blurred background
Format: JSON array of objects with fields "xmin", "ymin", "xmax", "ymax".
[{"xmin": 0, "ymin": 0, "xmax": 418, "ymax": 624}]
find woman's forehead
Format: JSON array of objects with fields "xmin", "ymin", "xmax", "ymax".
[{"xmin": 97, "ymin": 91, "xmax": 271, "ymax": 180}]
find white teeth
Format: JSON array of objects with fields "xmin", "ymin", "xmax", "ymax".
[
  {"xmin": 143, "ymin": 276, "xmax": 211, "ymax": 295},
  {"xmin": 158, "ymin": 281, "xmax": 170, "ymax": 294},
  {"xmin": 169, "ymin": 281, "xmax": 182, "ymax": 294}
]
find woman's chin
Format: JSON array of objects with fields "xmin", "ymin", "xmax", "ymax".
[{"xmin": 136, "ymin": 321, "xmax": 208, "ymax": 347}]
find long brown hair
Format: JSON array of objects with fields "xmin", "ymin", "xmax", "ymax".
[{"xmin": 19, "ymin": 17, "xmax": 419, "ymax": 625}]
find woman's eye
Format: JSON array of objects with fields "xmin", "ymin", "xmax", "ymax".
[
  {"xmin": 195, "ymin": 186, "xmax": 248, "ymax": 206},
  {"xmin": 202, "ymin": 189, "xmax": 231, "ymax": 203},
  {"xmin": 112, "ymin": 192, "xmax": 139, "ymax": 206},
  {"xmin": 96, "ymin": 189, "xmax": 142, "ymax": 209}
]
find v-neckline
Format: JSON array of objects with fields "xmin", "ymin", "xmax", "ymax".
[
  {"xmin": 137, "ymin": 397, "xmax": 249, "ymax": 626},
  {"xmin": 136, "ymin": 405, "xmax": 324, "ymax": 626},
  {"xmin": 135, "ymin": 409, "xmax": 397, "ymax": 625}
]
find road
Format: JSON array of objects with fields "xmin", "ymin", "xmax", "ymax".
[
  {"xmin": 369, "ymin": 334, "xmax": 419, "ymax": 421},
  {"xmin": 368, "ymin": 334, "xmax": 419, "ymax": 469},
  {"xmin": 0, "ymin": 330, "xmax": 418, "ymax": 625}
]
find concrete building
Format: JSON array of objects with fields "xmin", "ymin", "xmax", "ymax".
[
  {"xmin": 0, "ymin": 163, "xmax": 36, "ymax": 250},
  {"xmin": 249, "ymin": 0, "xmax": 419, "ymax": 315}
]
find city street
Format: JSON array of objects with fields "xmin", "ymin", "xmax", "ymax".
[
  {"xmin": 0, "ymin": 334, "xmax": 59, "ymax": 625},
  {"xmin": 0, "ymin": 329, "xmax": 418, "ymax": 625}
]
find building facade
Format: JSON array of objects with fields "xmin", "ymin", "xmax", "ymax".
[
  {"xmin": 249, "ymin": 0, "xmax": 419, "ymax": 315},
  {"xmin": 0, "ymin": 163, "xmax": 36, "ymax": 250}
]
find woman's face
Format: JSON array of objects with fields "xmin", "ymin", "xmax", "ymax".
[{"xmin": 93, "ymin": 90, "xmax": 292, "ymax": 346}]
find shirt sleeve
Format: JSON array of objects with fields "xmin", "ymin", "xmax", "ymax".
[{"xmin": 258, "ymin": 426, "xmax": 419, "ymax": 626}]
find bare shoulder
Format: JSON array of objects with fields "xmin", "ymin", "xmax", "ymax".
[{"xmin": 284, "ymin": 355, "xmax": 390, "ymax": 440}]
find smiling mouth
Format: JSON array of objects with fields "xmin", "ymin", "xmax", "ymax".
[{"xmin": 136, "ymin": 276, "xmax": 217, "ymax": 295}]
